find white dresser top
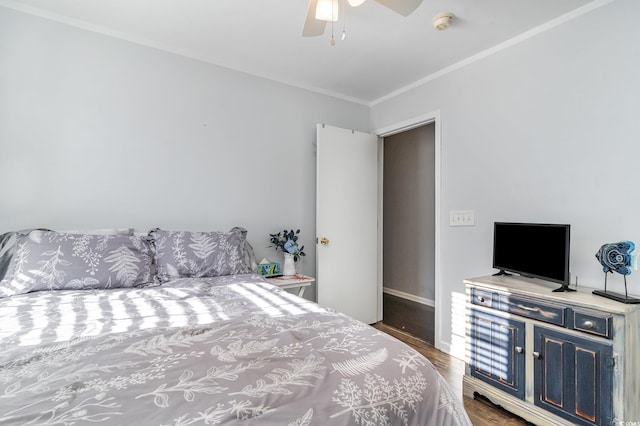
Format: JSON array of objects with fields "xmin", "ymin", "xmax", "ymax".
[{"xmin": 465, "ymin": 275, "xmax": 640, "ymax": 315}]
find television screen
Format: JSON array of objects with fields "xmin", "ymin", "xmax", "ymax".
[{"xmin": 493, "ymin": 222, "xmax": 570, "ymax": 285}]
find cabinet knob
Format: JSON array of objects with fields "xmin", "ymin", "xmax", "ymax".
[
  {"xmin": 319, "ymin": 237, "xmax": 330, "ymax": 245},
  {"xmin": 515, "ymin": 346, "xmax": 523, "ymax": 354},
  {"xmin": 532, "ymin": 351, "xmax": 542, "ymax": 359},
  {"xmin": 478, "ymin": 296, "xmax": 485, "ymax": 303},
  {"xmin": 583, "ymin": 320, "xmax": 595, "ymax": 329}
]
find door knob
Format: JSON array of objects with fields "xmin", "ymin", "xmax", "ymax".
[{"xmin": 319, "ymin": 237, "xmax": 330, "ymax": 245}]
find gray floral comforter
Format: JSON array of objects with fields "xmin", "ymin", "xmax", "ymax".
[{"xmin": 0, "ymin": 274, "xmax": 471, "ymax": 425}]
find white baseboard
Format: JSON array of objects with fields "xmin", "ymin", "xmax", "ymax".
[{"xmin": 382, "ymin": 287, "xmax": 435, "ymax": 307}]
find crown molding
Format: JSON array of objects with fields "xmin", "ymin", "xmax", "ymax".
[
  {"xmin": 0, "ymin": 0, "xmax": 370, "ymax": 106},
  {"xmin": 369, "ymin": 0, "xmax": 616, "ymax": 107}
]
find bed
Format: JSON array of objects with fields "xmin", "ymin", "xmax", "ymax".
[{"xmin": 0, "ymin": 228, "xmax": 472, "ymax": 425}]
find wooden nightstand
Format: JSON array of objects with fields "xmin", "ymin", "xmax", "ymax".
[{"xmin": 264, "ymin": 275, "xmax": 315, "ymax": 297}]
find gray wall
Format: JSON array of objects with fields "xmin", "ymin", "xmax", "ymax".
[
  {"xmin": 371, "ymin": 0, "xmax": 640, "ymax": 355},
  {"xmin": 383, "ymin": 125, "xmax": 435, "ymax": 302},
  {"xmin": 3, "ymin": 0, "xmax": 639, "ymax": 355},
  {"xmin": 0, "ymin": 7, "xmax": 370, "ymax": 299}
]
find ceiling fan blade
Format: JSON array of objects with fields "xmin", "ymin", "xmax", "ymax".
[
  {"xmin": 374, "ymin": 0, "xmax": 423, "ymax": 16},
  {"xmin": 302, "ymin": 0, "xmax": 327, "ymax": 37}
]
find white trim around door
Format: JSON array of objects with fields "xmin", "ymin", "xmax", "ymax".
[{"xmin": 375, "ymin": 111, "xmax": 443, "ymax": 351}]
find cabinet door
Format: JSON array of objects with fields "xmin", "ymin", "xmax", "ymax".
[
  {"xmin": 534, "ymin": 326, "xmax": 613, "ymax": 425},
  {"xmin": 469, "ymin": 309, "xmax": 525, "ymax": 399}
]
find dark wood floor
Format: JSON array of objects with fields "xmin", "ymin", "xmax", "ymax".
[
  {"xmin": 373, "ymin": 322, "xmax": 533, "ymax": 426},
  {"xmin": 382, "ymin": 292, "xmax": 434, "ymax": 344}
]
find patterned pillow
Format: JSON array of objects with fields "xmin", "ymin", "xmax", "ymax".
[
  {"xmin": 0, "ymin": 230, "xmax": 153, "ymax": 297},
  {"xmin": 149, "ymin": 228, "xmax": 251, "ymax": 282},
  {"xmin": 0, "ymin": 228, "xmax": 133, "ymax": 283}
]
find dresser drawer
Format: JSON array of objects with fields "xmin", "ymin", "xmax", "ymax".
[
  {"xmin": 572, "ymin": 309, "xmax": 613, "ymax": 339},
  {"xmin": 498, "ymin": 294, "xmax": 566, "ymax": 326},
  {"xmin": 470, "ymin": 288, "xmax": 494, "ymax": 308}
]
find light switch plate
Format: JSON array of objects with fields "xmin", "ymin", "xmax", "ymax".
[{"xmin": 449, "ymin": 210, "xmax": 475, "ymax": 226}]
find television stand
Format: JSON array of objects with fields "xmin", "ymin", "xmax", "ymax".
[
  {"xmin": 492, "ymin": 269, "xmax": 512, "ymax": 277},
  {"xmin": 464, "ymin": 275, "xmax": 640, "ymax": 426},
  {"xmin": 553, "ymin": 284, "xmax": 576, "ymax": 292}
]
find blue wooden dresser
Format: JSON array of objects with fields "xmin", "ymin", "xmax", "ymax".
[{"xmin": 464, "ymin": 275, "xmax": 640, "ymax": 426}]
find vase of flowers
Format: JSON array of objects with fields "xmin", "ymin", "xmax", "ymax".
[{"xmin": 269, "ymin": 229, "xmax": 306, "ymax": 276}]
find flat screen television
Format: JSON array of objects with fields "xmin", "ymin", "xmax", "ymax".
[{"xmin": 493, "ymin": 222, "xmax": 572, "ymax": 292}]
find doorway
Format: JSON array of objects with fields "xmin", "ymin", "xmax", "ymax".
[{"xmin": 381, "ymin": 123, "xmax": 436, "ymax": 343}]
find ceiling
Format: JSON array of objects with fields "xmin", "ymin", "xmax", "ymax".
[{"xmin": 1, "ymin": 0, "xmax": 596, "ymax": 103}]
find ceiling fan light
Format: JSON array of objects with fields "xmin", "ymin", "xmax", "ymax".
[
  {"xmin": 316, "ymin": 0, "xmax": 339, "ymax": 22},
  {"xmin": 347, "ymin": 0, "xmax": 366, "ymax": 6}
]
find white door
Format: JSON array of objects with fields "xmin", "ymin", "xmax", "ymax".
[{"xmin": 316, "ymin": 124, "xmax": 379, "ymax": 324}]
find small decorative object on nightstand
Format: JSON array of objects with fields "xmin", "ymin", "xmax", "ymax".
[
  {"xmin": 265, "ymin": 275, "xmax": 315, "ymax": 298},
  {"xmin": 256, "ymin": 259, "xmax": 281, "ymax": 277},
  {"xmin": 283, "ymin": 253, "xmax": 296, "ymax": 276},
  {"xmin": 268, "ymin": 229, "xmax": 306, "ymax": 276}
]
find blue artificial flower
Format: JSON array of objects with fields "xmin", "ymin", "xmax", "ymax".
[
  {"xmin": 284, "ymin": 239, "xmax": 298, "ymax": 254},
  {"xmin": 269, "ymin": 229, "xmax": 305, "ymax": 261}
]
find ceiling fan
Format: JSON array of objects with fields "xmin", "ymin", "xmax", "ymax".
[{"xmin": 302, "ymin": 0, "xmax": 424, "ymax": 37}]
